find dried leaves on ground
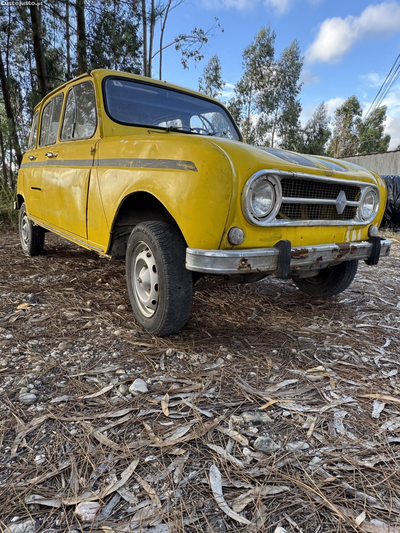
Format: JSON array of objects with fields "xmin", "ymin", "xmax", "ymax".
[{"xmin": 0, "ymin": 229, "xmax": 399, "ymax": 532}]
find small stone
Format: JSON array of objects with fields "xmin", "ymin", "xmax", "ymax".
[
  {"xmin": 285, "ymin": 441, "xmax": 309, "ymax": 452},
  {"xmin": 19, "ymin": 393, "xmax": 37, "ymax": 405},
  {"xmin": 117, "ymin": 304, "xmax": 127, "ymax": 311},
  {"xmin": 75, "ymin": 501, "xmax": 101, "ymax": 522},
  {"xmin": 118, "ymin": 384, "xmax": 128, "ymax": 395},
  {"xmin": 129, "ymin": 378, "xmax": 148, "ymax": 393},
  {"xmin": 6, "ymin": 518, "xmax": 36, "ymax": 533},
  {"xmin": 240, "ymin": 412, "xmax": 273, "ymax": 425},
  {"xmin": 58, "ymin": 341, "xmax": 69, "ymax": 351},
  {"xmin": 254, "ymin": 436, "xmax": 280, "ymax": 454}
]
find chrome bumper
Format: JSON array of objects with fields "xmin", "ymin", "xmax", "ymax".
[{"xmin": 186, "ymin": 239, "xmax": 392, "ymax": 276}]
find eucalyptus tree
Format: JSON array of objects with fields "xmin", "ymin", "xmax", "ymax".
[
  {"xmin": 198, "ymin": 55, "xmax": 225, "ymax": 98},
  {"xmin": 298, "ymin": 102, "xmax": 331, "ymax": 155}
]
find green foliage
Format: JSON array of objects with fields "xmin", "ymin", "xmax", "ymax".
[
  {"xmin": 88, "ymin": 6, "xmax": 142, "ymax": 73},
  {"xmin": 198, "ymin": 55, "xmax": 225, "ymax": 99},
  {"xmin": 328, "ymin": 96, "xmax": 390, "ymax": 158},
  {"xmin": 298, "ymin": 102, "xmax": 331, "ymax": 155},
  {"xmin": 0, "ymin": 185, "xmax": 17, "ymax": 228},
  {"xmin": 230, "ymin": 27, "xmax": 303, "ymax": 148}
]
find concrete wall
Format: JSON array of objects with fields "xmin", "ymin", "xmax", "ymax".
[{"xmin": 342, "ymin": 151, "xmax": 400, "ymax": 175}]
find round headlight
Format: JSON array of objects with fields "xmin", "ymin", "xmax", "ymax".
[
  {"xmin": 251, "ymin": 178, "xmax": 275, "ymax": 218},
  {"xmin": 242, "ymin": 171, "xmax": 282, "ymax": 226},
  {"xmin": 359, "ymin": 188, "xmax": 378, "ymax": 221}
]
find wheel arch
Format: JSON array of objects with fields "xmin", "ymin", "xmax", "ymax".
[
  {"xmin": 108, "ymin": 191, "xmax": 184, "ymax": 259},
  {"xmin": 16, "ymin": 194, "xmax": 24, "ymax": 209}
]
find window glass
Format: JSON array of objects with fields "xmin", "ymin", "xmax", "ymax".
[
  {"xmin": 61, "ymin": 89, "xmax": 76, "ymax": 141},
  {"xmin": 61, "ymin": 81, "xmax": 96, "ymax": 141},
  {"xmin": 104, "ymin": 78, "xmax": 240, "ymax": 141},
  {"xmin": 39, "ymin": 102, "xmax": 52, "ymax": 146},
  {"xmin": 39, "ymin": 93, "xmax": 64, "ymax": 146},
  {"xmin": 28, "ymin": 112, "xmax": 39, "ymax": 150}
]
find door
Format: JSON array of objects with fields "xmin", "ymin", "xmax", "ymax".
[{"xmin": 40, "ymin": 80, "xmax": 98, "ymax": 239}]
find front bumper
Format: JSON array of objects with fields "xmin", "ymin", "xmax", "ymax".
[{"xmin": 186, "ymin": 239, "xmax": 392, "ymax": 277}]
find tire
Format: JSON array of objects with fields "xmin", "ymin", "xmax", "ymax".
[
  {"xmin": 19, "ymin": 203, "xmax": 45, "ymax": 256},
  {"xmin": 292, "ymin": 260, "xmax": 358, "ymax": 297},
  {"xmin": 125, "ymin": 222, "xmax": 193, "ymax": 336}
]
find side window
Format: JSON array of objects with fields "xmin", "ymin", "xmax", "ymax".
[
  {"xmin": 39, "ymin": 93, "xmax": 64, "ymax": 146},
  {"xmin": 61, "ymin": 81, "xmax": 96, "ymax": 141},
  {"xmin": 27, "ymin": 112, "xmax": 39, "ymax": 150}
]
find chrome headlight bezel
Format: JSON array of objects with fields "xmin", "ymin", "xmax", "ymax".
[
  {"xmin": 357, "ymin": 186, "xmax": 380, "ymax": 223},
  {"xmin": 242, "ymin": 171, "xmax": 282, "ymax": 226}
]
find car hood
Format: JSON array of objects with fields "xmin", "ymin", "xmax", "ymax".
[{"xmin": 205, "ymin": 137, "xmax": 381, "ymax": 185}]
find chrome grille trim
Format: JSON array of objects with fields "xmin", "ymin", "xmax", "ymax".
[{"xmin": 242, "ymin": 169, "xmax": 380, "ymax": 227}]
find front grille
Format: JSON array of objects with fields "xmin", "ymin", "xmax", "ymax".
[
  {"xmin": 281, "ymin": 178, "xmax": 360, "ymax": 202},
  {"xmin": 277, "ymin": 204, "xmax": 356, "ymax": 221},
  {"xmin": 278, "ymin": 177, "xmax": 361, "ymax": 222}
]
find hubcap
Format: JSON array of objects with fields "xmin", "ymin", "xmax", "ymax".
[
  {"xmin": 131, "ymin": 242, "xmax": 159, "ymax": 318},
  {"xmin": 21, "ymin": 215, "xmax": 30, "ymax": 248}
]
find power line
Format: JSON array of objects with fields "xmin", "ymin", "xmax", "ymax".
[{"xmin": 364, "ymin": 53, "xmax": 400, "ymax": 124}]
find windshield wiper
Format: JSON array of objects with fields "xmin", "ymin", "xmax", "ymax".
[{"xmin": 164, "ymin": 126, "xmax": 194, "ymax": 134}]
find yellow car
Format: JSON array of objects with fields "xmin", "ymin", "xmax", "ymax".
[{"xmin": 16, "ymin": 69, "xmax": 391, "ymax": 335}]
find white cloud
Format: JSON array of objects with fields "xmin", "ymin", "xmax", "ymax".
[
  {"xmin": 201, "ymin": 0, "xmax": 260, "ymax": 10},
  {"xmin": 386, "ymin": 116, "xmax": 400, "ymax": 149},
  {"xmin": 306, "ymin": 2, "xmax": 400, "ymax": 64},
  {"xmin": 360, "ymin": 72, "xmax": 385, "ymax": 88},
  {"xmin": 221, "ymin": 82, "xmax": 235, "ymax": 100},
  {"xmin": 263, "ymin": 0, "xmax": 293, "ymax": 15},
  {"xmin": 201, "ymin": 0, "xmax": 322, "ymax": 13},
  {"xmin": 300, "ymin": 69, "xmax": 320, "ymax": 86},
  {"xmin": 325, "ymin": 97, "xmax": 346, "ymax": 117}
]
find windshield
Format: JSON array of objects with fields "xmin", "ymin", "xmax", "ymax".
[{"xmin": 104, "ymin": 77, "xmax": 241, "ymax": 141}]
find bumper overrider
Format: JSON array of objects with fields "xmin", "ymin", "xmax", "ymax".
[{"xmin": 186, "ymin": 238, "xmax": 392, "ymax": 278}]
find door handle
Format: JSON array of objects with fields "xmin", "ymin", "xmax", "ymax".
[
  {"xmin": 28, "ymin": 155, "xmax": 37, "ymax": 161},
  {"xmin": 44, "ymin": 152, "xmax": 58, "ymax": 158}
]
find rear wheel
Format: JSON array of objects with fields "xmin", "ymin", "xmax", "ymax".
[
  {"xmin": 19, "ymin": 203, "xmax": 45, "ymax": 256},
  {"xmin": 292, "ymin": 260, "xmax": 358, "ymax": 297},
  {"xmin": 126, "ymin": 221, "xmax": 193, "ymax": 336}
]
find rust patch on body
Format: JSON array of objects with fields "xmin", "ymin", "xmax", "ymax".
[{"xmin": 336, "ymin": 243, "xmax": 350, "ymax": 259}]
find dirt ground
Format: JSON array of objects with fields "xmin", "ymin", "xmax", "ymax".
[{"xmin": 0, "ymin": 227, "xmax": 399, "ymax": 533}]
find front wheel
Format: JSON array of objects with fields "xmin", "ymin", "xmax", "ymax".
[
  {"xmin": 292, "ymin": 260, "xmax": 358, "ymax": 297},
  {"xmin": 19, "ymin": 203, "xmax": 45, "ymax": 256},
  {"xmin": 125, "ymin": 222, "xmax": 193, "ymax": 336}
]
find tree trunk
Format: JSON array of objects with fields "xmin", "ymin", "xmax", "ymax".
[
  {"xmin": 148, "ymin": 0, "xmax": 155, "ymax": 77},
  {"xmin": 158, "ymin": 0, "xmax": 172, "ymax": 80},
  {"xmin": 29, "ymin": 4, "xmax": 48, "ymax": 98},
  {"xmin": 0, "ymin": 116, "xmax": 9, "ymax": 188},
  {"xmin": 0, "ymin": 49, "xmax": 23, "ymax": 169},
  {"xmin": 75, "ymin": 0, "xmax": 87, "ymax": 74},
  {"xmin": 141, "ymin": 0, "xmax": 148, "ymax": 76},
  {"xmin": 66, "ymin": 0, "xmax": 71, "ymax": 79}
]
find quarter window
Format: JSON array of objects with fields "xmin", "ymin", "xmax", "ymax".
[
  {"xmin": 39, "ymin": 93, "xmax": 64, "ymax": 146},
  {"xmin": 28, "ymin": 112, "xmax": 39, "ymax": 150},
  {"xmin": 61, "ymin": 81, "xmax": 96, "ymax": 141}
]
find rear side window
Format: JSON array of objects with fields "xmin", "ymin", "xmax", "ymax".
[
  {"xmin": 61, "ymin": 81, "xmax": 96, "ymax": 141},
  {"xmin": 27, "ymin": 112, "xmax": 39, "ymax": 150},
  {"xmin": 39, "ymin": 93, "xmax": 64, "ymax": 146}
]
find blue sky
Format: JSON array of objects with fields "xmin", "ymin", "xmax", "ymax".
[{"xmin": 156, "ymin": 0, "xmax": 400, "ymax": 149}]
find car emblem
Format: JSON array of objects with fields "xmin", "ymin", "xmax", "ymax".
[{"xmin": 335, "ymin": 190, "xmax": 347, "ymax": 215}]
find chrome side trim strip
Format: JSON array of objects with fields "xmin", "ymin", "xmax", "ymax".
[
  {"xmin": 21, "ymin": 157, "xmax": 198, "ymax": 172},
  {"xmin": 28, "ymin": 217, "xmax": 104, "ymax": 253}
]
